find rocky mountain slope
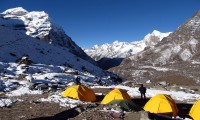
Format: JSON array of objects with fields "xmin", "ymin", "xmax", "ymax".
[
  {"xmin": 0, "ymin": 26, "xmax": 106, "ymax": 75},
  {"xmin": 109, "ymin": 10, "xmax": 200, "ymax": 85},
  {"xmin": 0, "ymin": 7, "xmax": 119, "ymax": 87},
  {"xmin": 0, "ymin": 7, "xmax": 95, "ymax": 64},
  {"xmin": 84, "ymin": 30, "xmax": 171, "ymax": 69}
]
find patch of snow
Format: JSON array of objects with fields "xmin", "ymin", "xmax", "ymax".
[
  {"xmin": 191, "ymin": 61, "xmax": 200, "ymax": 64},
  {"xmin": 139, "ymin": 66, "xmax": 175, "ymax": 72},
  {"xmin": 176, "ymin": 116, "xmax": 192, "ymax": 120},
  {"xmin": 6, "ymin": 86, "xmax": 42, "ymax": 96},
  {"xmin": 40, "ymin": 93, "xmax": 92, "ymax": 108},
  {"xmin": 146, "ymin": 80, "xmax": 151, "ymax": 83},
  {"xmin": 0, "ymin": 98, "xmax": 15, "ymax": 107},
  {"xmin": 155, "ymin": 48, "xmax": 172, "ymax": 64},
  {"xmin": 95, "ymin": 93, "xmax": 103, "ymax": 96},
  {"xmin": 153, "ymin": 47, "xmax": 162, "ymax": 53},
  {"xmin": 101, "ymin": 108, "xmax": 121, "ymax": 113},
  {"xmin": 172, "ymin": 45, "xmax": 181, "ymax": 54},
  {"xmin": 180, "ymin": 49, "xmax": 192, "ymax": 61},
  {"xmin": 129, "ymin": 70, "xmax": 148, "ymax": 77},
  {"xmin": 188, "ymin": 38, "xmax": 198, "ymax": 53}
]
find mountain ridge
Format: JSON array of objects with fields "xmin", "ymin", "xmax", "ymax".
[
  {"xmin": 84, "ymin": 30, "xmax": 171, "ymax": 60},
  {"xmin": 84, "ymin": 30, "xmax": 171, "ymax": 69},
  {"xmin": 109, "ymin": 9, "xmax": 200, "ymax": 85},
  {"xmin": 0, "ymin": 7, "xmax": 95, "ymax": 64}
]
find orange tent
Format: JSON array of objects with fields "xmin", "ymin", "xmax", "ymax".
[
  {"xmin": 61, "ymin": 85, "xmax": 96, "ymax": 102},
  {"xmin": 189, "ymin": 100, "xmax": 200, "ymax": 120},
  {"xmin": 144, "ymin": 94, "xmax": 178, "ymax": 117},
  {"xmin": 101, "ymin": 88, "xmax": 131, "ymax": 104}
]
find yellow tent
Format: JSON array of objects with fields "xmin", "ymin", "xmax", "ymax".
[
  {"xmin": 61, "ymin": 85, "xmax": 96, "ymax": 102},
  {"xmin": 101, "ymin": 88, "xmax": 131, "ymax": 104},
  {"xmin": 189, "ymin": 100, "xmax": 200, "ymax": 120},
  {"xmin": 144, "ymin": 94, "xmax": 178, "ymax": 117}
]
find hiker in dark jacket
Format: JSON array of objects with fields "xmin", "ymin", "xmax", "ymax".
[
  {"xmin": 139, "ymin": 84, "xmax": 146, "ymax": 99},
  {"xmin": 75, "ymin": 76, "xmax": 81, "ymax": 85}
]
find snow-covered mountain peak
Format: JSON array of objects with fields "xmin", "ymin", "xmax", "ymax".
[
  {"xmin": 86, "ymin": 40, "xmax": 145, "ymax": 60},
  {"xmin": 2, "ymin": 7, "xmax": 28, "ymax": 15},
  {"xmin": 144, "ymin": 30, "xmax": 171, "ymax": 46},
  {"xmin": 85, "ymin": 30, "xmax": 171, "ymax": 61},
  {"xmin": 2, "ymin": 7, "xmax": 51, "ymax": 39},
  {"xmin": 144, "ymin": 30, "xmax": 171, "ymax": 39},
  {"xmin": 1, "ymin": 7, "xmax": 95, "ymax": 64},
  {"xmin": 151, "ymin": 30, "xmax": 161, "ymax": 35}
]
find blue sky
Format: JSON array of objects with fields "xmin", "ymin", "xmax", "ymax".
[{"xmin": 0, "ymin": 0, "xmax": 200, "ymax": 48}]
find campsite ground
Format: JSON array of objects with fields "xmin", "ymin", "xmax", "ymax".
[{"xmin": 0, "ymin": 87, "xmax": 195, "ymax": 120}]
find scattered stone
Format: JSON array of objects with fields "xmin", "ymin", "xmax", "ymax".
[
  {"xmin": 75, "ymin": 107, "xmax": 85, "ymax": 113},
  {"xmin": 35, "ymin": 84, "xmax": 48, "ymax": 90},
  {"xmin": 140, "ymin": 111, "xmax": 151, "ymax": 120},
  {"xmin": 0, "ymin": 80, "xmax": 5, "ymax": 91},
  {"xmin": 16, "ymin": 56, "xmax": 33, "ymax": 65},
  {"xmin": 156, "ymin": 81, "xmax": 169, "ymax": 87},
  {"xmin": 146, "ymin": 80, "xmax": 151, "ymax": 84}
]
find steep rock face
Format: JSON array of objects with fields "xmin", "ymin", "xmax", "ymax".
[
  {"xmin": 109, "ymin": 10, "xmax": 200, "ymax": 85},
  {"xmin": 129, "ymin": 10, "xmax": 200, "ymax": 65},
  {"xmin": 0, "ymin": 7, "xmax": 95, "ymax": 64},
  {"xmin": 84, "ymin": 30, "xmax": 170, "ymax": 69}
]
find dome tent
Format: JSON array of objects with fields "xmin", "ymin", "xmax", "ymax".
[
  {"xmin": 189, "ymin": 100, "xmax": 200, "ymax": 120},
  {"xmin": 144, "ymin": 94, "xmax": 178, "ymax": 117},
  {"xmin": 101, "ymin": 88, "xmax": 131, "ymax": 104},
  {"xmin": 61, "ymin": 85, "xmax": 96, "ymax": 102}
]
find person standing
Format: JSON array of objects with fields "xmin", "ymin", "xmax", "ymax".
[
  {"xmin": 139, "ymin": 84, "xmax": 146, "ymax": 99},
  {"xmin": 75, "ymin": 76, "xmax": 81, "ymax": 85},
  {"xmin": 98, "ymin": 78, "xmax": 103, "ymax": 86}
]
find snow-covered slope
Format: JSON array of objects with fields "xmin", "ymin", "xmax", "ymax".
[
  {"xmin": 84, "ymin": 30, "xmax": 171, "ymax": 61},
  {"xmin": 143, "ymin": 30, "xmax": 172, "ymax": 47},
  {"xmin": 0, "ymin": 7, "xmax": 95, "ymax": 63},
  {"xmin": 0, "ymin": 26, "xmax": 105, "ymax": 76}
]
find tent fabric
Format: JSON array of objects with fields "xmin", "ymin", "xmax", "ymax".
[
  {"xmin": 61, "ymin": 85, "xmax": 96, "ymax": 102},
  {"xmin": 108, "ymin": 99, "xmax": 142, "ymax": 112},
  {"xmin": 189, "ymin": 100, "xmax": 200, "ymax": 120},
  {"xmin": 101, "ymin": 89, "xmax": 131, "ymax": 104},
  {"xmin": 144, "ymin": 94, "xmax": 178, "ymax": 117}
]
